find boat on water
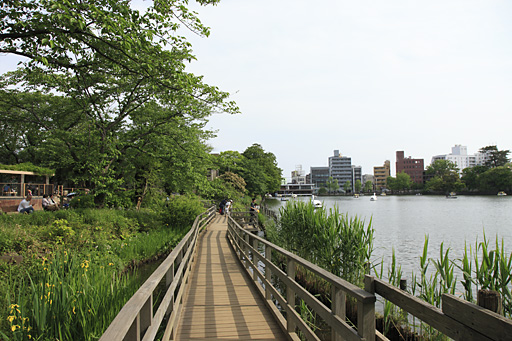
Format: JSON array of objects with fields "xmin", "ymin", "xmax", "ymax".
[
  {"xmin": 446, "ymin": 192, "xmax": 457, "ymax": 199},
  {"xmin": 312, "ymin": 195, "xmax": 322, "ymax": 209},
  {"xmin": 498, "ymin": 191, "xmax": 507, "ymax": 196},
  {"xmin": 370, "ymin": 193, "xmax": 377, "ymax": 201},
  {"xmin": 353, "ymin": 194, "xmax": 359, "ymax": 198}
]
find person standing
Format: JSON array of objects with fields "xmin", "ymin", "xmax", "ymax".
[
  {"xmin": 249, "ymin": 198, "xmax": 258, "ymax": 225},
  {"xmin": 18, "ymin": 195, "xmax": 35, "ymax": 214},
  {"xmin": 225, "ymin": 200, "xmax": 232, "ymax": 215},
  {"xmin": 219, "ymin": 198, "xmax": 227, "ymax": 215}
]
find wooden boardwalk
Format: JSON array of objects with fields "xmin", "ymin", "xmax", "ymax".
[{"xmin": 175, "ymin": 214, "xmax": 287, "ymax": 340}]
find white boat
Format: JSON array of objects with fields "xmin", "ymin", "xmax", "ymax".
[
  {"xmin": 446, "ymin": 192, "xmax": 457, "ymax": 199},
  {"xmin": 370, "ymin": 193, "xmax": 377, "ymax": 201},
  {"xmin": 291, "ymin": 194, "xmax": 297, "ymax": 199},
  {"xmin": 498, "ymin": 191, "xmax": 507, "ymax": 196},
  {"xmin": 312, "ymin": 195, "xmax": 322, "ymax": 209}
]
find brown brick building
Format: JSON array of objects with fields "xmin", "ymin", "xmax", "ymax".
[{"xmin": 396, "ymin": 151, "xmax": 424, "ymax": 184}]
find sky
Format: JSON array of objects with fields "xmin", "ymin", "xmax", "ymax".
[
  {"xmin": 2, "ymin": 1, "xmax": 511, "ymax": 181},
  {"xmin": 183, "ymin": 0, "xmax": 512, "ymax": 181}
]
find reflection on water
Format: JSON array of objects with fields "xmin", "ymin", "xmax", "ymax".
[{"xmin": 269, "ymin": 195, "xmax": 512, "ymax": 280}]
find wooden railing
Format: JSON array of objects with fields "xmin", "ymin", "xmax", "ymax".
[
  {"xmin": 100, "ymin": 206, "xmax": 216, "ymax": 341},
  {"xmin": 365, "ymin": 275, "xmax": 512, "ymax": 341},
  {"xmin": 226, "ymin": 215, "xmax": 376, "ymax": 341}
]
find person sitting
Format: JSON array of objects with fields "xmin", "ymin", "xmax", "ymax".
[
  {"xmin": 18, "ymin": 195, "xmax": 35, "ymax": 214},
  {"xmin": 48, "ymin": 194, "xmax": 60, "ymax": 211}
]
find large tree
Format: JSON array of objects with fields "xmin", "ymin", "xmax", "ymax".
[
  {"xmin": 425, "ymin": 160, "xmax": 464, "ymax": 193},
  {"xmin": 240, "ymin": 144, "xmax": 282, "ymax": 196},
  {"xmin": 0, "ymin": 0, "xmax": 239, "ymax": 205},
  {"xmin": 479, "ymin": 145, "xmax": 510, "ymax": 168}
]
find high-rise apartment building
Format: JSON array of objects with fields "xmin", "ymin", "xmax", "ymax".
[
  {"xmin": 431, "ymin": 145, "xmax": 492, "ymax": 174},
  {"xmin": 396, "ymin": 151, "xmax": 424, "ymax": 184},
  {"xmin": 329, "ymin": 150, "xmax": 354, "ymax": 192}
]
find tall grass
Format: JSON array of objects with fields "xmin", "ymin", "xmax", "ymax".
[
  {"xmin": 3, "ymin": 251, "xmax": 138, "ymax": 340},
  {"xmin": 270, "ymin": 200, "xmax": 374, "ymax": 286}
]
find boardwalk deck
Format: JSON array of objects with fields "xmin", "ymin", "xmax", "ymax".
[{"xmin": 175, "ymin": 214, "xmax": 287, "ymax": 340}]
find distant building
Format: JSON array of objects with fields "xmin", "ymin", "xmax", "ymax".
[
  {"xmin": 352, "ymin": 165, "xmax": 362, "ymax": 192},
  {"xmin": 373, "ymin": 160, "xmax": 390, "ymax": 190},
  {"xmin": 431, "ymin": 145, "xmax": 490, "ymax": 174},
  {"xmin": 396, "ymin": 151, "xmax": 424, "ymax": 184},
  {"xmin": 291, "ymin": 165, "xmax": 307, "ymax": 184},
  {"xmin": 310, "ymin": 166, "xmax": 329, "ymax": 190},
  {"xmin": 329, "ymin": 150, "xmax": 354, "ymax": 191}
]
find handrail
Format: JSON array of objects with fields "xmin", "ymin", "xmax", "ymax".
[
  {"xmin": 100, "ymin": 206, "xmax": 216, "ymax": 341},
  {"xmin": 226, "ymin": 215, "xmax": 376, "ymax": 341},
  {"xmin": 365, "ymin": 275, "xmax": 512, "ymax": 341}
]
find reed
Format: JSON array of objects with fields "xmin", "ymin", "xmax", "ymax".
[{"xmin": 274, "ymin": 201, "xmax": 374, "ymax": 287}]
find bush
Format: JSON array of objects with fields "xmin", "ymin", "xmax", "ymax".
[
  {"xmin": 69, "ymin": 194, "xmax": 95, "ymax": 209},
  {"xmin": 162, "ymin": 195, "xmax": 204, "ymax": 229}
]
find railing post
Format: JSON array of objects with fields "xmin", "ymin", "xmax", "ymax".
[
  {"xmin": 361, "ymin": 275, "xmax": 376, "ymax": 341},
  {"xmin": 265, "ymin": 245, "xmax": 272, "ymax": 300},
  {"xmin": 166, "ymin": 263, "xmax": 175, "ymax": 317},
  {"xmin": 244, "ymin": 233, "xmax": 250, "ymax": 269},
  {"xmin": 139, "ymin": 295, "xmax": 153, "ymax": 340},
  {"xmin": 331, "ymin": 285, "xmax": 346, "ymax": 341},
  {"xmin": 252, "ymin": 237, "xmax": 259, "ymax": 282},
  {"xmin": 287, "ymin": 257, "xmax": 296, "ymax": 334}
]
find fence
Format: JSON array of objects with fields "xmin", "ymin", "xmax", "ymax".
[
  {"xmin": 365, "ymin": 275, "xmax": 512, "ymax": 341},
  {"xmin": 1, "ymin": 182, "xmax": 54, "ymax": 197},
  {"xmin": 99, "ymin": 206, "xmax": 216, "ymax": 341},
  {"xmin": 227, "ymin": 215, "xmax": 376, "ymax": 341}
]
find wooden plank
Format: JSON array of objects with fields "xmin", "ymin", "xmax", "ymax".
[
  {"xmin": 443, "ymin": 294, "xmax": 512, "ymax": 341},
  {"xmin": 175, "ymin": 216, "xmax": 287, "ymax": 341}
]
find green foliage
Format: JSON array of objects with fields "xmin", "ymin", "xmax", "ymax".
[
  {"xmin": 0, "ymin": 0, "xmax": 239, "ymax": 206},
  {"xmin": 387, "ymin": 172, "xmax": 412, "ymax": 193},
  {"xmin": 69, "ymin": 195, "xmax": 95, "ymax": 209},
  {"xmin": 240, "ymin": 144, "xmax": 282, "ymax": 196},
  {"xmin": 479, "ymin": 145, "xmax": 510, "ymax": 168},
  {"xmin": 270, "ymin": 200, "xmax": 374, "ymax": 286},
  {"xmin": 425, "ymin": 160, "xmax": 464, "ymax": 193},
  {"xmin": 0, "ymin": 206, "xmax": 192, "ymax": 339},
  {"xmin": 162, "ymin": 195, "xmax": 205, "ymax": 229},
  {"xmin": 325, "ymin": 177, "xmax": 339, "ymax": 194},
  {"xmin": 0, "ymin": 163, "xmax": 54, "ymax": 176}
]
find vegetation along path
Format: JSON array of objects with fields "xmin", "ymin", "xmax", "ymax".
[{"xmin": 175, "ymin": 214, "xmax": 286, "ymax": 340}]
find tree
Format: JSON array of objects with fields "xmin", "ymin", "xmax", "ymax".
[
  {"xmin": 325, "ymin": 177, "xmax": 339, "ymax": 195},
  {"xmin": 479, "ymin": 146, "xmax": 510, "ymax": 168},
  {"xmin": 461, "ymin": 165, "xmax": 488, "ymax": 191},
  {"xmin": 240, "ymin": 144, "xmax": 282, "ymax": 196},
  {"xmin": 478, "ymin": 167, "xmax": 512, "ymax": 192},
  {"xmin": 0, "ymin": 0, "xmax": 239, "ymax": 206},
  {"xmin": 425, "ymin": 160, "xmax": 464, "ymax": 193},
  {"xmin": 343, "ymin": 181, "xmax": 351, "ymax": 194},
  {"xmin": 354, "ymin": 179, "xmax": 362, "ymax": 193},
  {"xmin": 363, "ymin": 180, "xmax": 373, "ymax": 193},
  {"xmin": 388, "ymin": 172, "xmax": 412, "ymax": 192}
]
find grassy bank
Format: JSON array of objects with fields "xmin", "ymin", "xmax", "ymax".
[{"xmin": 0, "ymin": 195, "xmax": 206, "ymax": 340}]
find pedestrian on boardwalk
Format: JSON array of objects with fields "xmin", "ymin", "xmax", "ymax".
[{"xmin": 225, "ymin": 200, "xmax": 232, "ymax": 215}]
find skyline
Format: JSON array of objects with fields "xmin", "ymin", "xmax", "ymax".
[
  {"xmin": 184, "ymin": 0, "xmax": 512, "ymax": 180},
  {"xmin": 1, "ymin": 1, "xmax": 511, "ymax": 181}
]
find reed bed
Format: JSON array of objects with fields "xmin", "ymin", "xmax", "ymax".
[{"xmin": 264, "ymin": 202, "xmax": 512, "ymax": 340}]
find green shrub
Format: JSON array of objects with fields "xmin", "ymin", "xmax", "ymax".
[
  {"xmin": 69, "ymin": 195, "xmax": 95, "ymax": 209},
  {"xmin": 162, "ymin": 195, "xmax": 204, "ymax": 229}
]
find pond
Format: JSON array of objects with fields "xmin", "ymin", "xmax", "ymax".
[{"xmin": 268, "ymin": 195, "xmax": 512, "ymax": 281}]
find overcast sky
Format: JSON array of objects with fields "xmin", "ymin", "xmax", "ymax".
[
  {"xmin": 2, "ymin": 1, "xmax": 511, "ymax": 181},
  {"xmin": 185, "ymin": 0, "xmax": 512, "ymax": 180}
]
